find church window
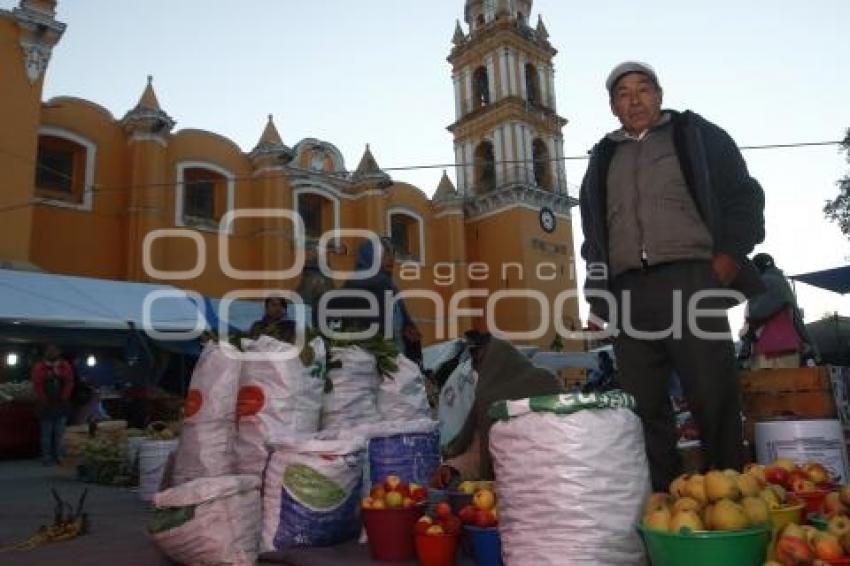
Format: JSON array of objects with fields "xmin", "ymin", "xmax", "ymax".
[
  {"xmin": 472, "ymin": 66, "xmax": 490, "ymax": 109},
  {"xmin": 176, "ymin": 162, "xmax": 235, "ymax": 231},
  {"xmin": 298, "ymin": 193, "xmax": 324, "ymax": 240},
  {"xmin": 525, "ymin": 63, "xmax": 540, "ymax": 106},
  {"xmin": 387, "ymin": 209, "xmax": 423, "ymax": 263},
  {"xmin": 532, "ymin": 138, "xmax": 552, "ymax": 190},
  {"xmin": 474, "ymin": 141, "xmax": 496, "ymax": 193},
  {"xmin": 35, "ymin": 135, "xmax": 86, "ymax": 203},
  {"xmin": 476, "ymin": 14, "xmax": 485, "ymax": 28}
]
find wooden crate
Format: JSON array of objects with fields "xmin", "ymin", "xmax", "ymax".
[{"xmin": 740, "ymin": 367, "xmax": 836, "ymax": 421}]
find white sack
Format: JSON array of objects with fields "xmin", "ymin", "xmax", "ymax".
[
  {"xmin": 490, "ymin": 405, "xmax": 650, "ymax": 566},
  {"xmin": 236, "ymin": 335, "xmax": 326, "ymax": 476},
  {"xmin": 173, "ymin": 341, "xmax": 241, "ymax": 486},
  {"xmin": 377, "ymin": 354, "xmax": 430, "ymax": 421},
  {"xmin": 320, "ymin": 346, "xmax": 380, "ymax": 431},
  {"xmin": 150, "ymin": 475, "xmax": 261, "ymax": 566},
  {"xmin": 437, "ymin": 352, "xmax": 476, "ymax": 448}
]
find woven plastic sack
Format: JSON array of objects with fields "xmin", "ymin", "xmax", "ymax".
[
  {"xmin": 235, "ymin": 335, "xmax": 327, "ymax": 476},
  {"xmin": 377, "ymin": 354, "xmax": 430, "ymax": 421},
  {"xmin": 437, "ymin": 352, "xmax": 476, "ymax": 448},
  {"xmin": 172, "ymin": 341, "xmax": 241, "ymax": 485},
  {"xmin": 320, "ymin": 346, "xmax": 380, "ymax": 431},
  {"xmin": 489, "ymin": 392, "xmax": 650, "ymax": 566},
  {"xmin": 149, "ymin": 475, "xmax": 261, "ymax": 566},
  {"xmin": 262, "ymin": 434, "xmax": 364, "ymax": 550}
]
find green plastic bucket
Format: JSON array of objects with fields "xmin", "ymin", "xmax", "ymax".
[{"xmin": 638, "ymin": 525, "xmax": 771, "ymax": 566}]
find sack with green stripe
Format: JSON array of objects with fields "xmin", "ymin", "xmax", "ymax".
[{"xmin": 489, "ymin": 392, "xmax": 650, "ymax": 566}]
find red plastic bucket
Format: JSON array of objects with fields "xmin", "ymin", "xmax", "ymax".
[
  {"xmin": 415, "ymin": 533, "xmax": 459, "ymax": 566},
  {"xmin": 362, "ymin": 506, "xmax": 423, "ymax": 562},
  {"xmin": 795, "ymin": 489, "xmax": 829, "ymax": 517}
]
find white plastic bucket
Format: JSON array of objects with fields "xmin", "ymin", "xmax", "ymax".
[
  {"xmin": 755, "ymin": 419, "xmax": 850, "ymax": 483},
  {"xmin": 139, "ymin": 439, "xmax": 178, "ymax": 501}
]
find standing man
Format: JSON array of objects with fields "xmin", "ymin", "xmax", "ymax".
[
  {"xmin": 32, "ymin": 343, "xmax": 74, "ymax": 465},
  {"xmin": 579, "ymin": 62, "xmax": 765, "ymax": 490}
]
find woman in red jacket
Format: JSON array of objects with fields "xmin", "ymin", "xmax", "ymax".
[{"xmin": 31, "ymin": 344, "xmax": 74, "ymax": 465}]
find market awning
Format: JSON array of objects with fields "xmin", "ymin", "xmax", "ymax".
[
  {"xmin": 791, "ymin": 265, "xmax": 850, "ymax": 294},
  {"xmin": 0, "ymin": 268, "xmax": 203, "ymax": 332}
]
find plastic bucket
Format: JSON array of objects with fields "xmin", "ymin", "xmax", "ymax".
[
  {"xmin": 415, "ymin": 533, "xmax": 459, "ymax": 566},
  {"xmin": 466, "ymin": 526, "xmax": 503, "ymax": 566},
  {"xmin": 795, "ymin": 489, "xmax": 830, "ymax": 517},
  {"xmin": 139, "ymin": 439, "xmax": 178, "ymax": 501},
  {"xmin": 769, "ymin": 502, "xmax": 805, "ymax": 532},
  {"xmin": 638, "ymin": 524, "xmax": 771, "ymax": 566},
  {"xmin": 755, "ymin": 419, "xmax": 849, "ymax": 483},
  {"xmin": 368, "ymin": 431, "xmax": 441, "ymax": 488},
  {"xmin": 362, "ymin": 506, "xmax": 423, "ymax": 562}
]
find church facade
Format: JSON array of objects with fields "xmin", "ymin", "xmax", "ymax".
[{"xmin": 0, "ymin": 0, "xmax": 580, "ymax": 347}]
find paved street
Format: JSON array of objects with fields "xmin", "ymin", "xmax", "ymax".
[{"xmin": 0, "ymin": 460, "xmax": 171, "ymax": 566}]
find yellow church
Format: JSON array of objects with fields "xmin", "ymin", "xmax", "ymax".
[{"xmin": 0, "ymin": 0, "xmax": 581, "ymax": 348}]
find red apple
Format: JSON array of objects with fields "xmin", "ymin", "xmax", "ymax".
[
  {"xmin": 370, "ymin": 485, "xmax": 386, "ymax": 500},
  {"xmin": 787, "ymin": 470, "xmax": 810, "ymax": 487},
  {"xmin": 823, "ymin": 492, "xmax": 847, "ymax": 518},
  {"xmin": 384, "ymin": 475, "xmax": 402, "ymax": 491},
  {"xmin": 434, "ymin": 502, "xmax": 452, "ymax": 519},
  {"xmin": 474, "ymin": 508, "xmax": 497, "ymax": 528},
  {"xmin": 415, "ymin": 516, "xmax": 433, "ymax": 535},
  {"xmin": 813, "ymin": 532, "xmax": 845, "ymax": 560},
  {"xmin": 409, "ymin": 484, "xmax": 428, "ymax": 503},
  {"xmin": 765, "ymin": 466, "xmax": 790, "ymax": 488},
  {"xmin": 775, "ymin": 535, "xmax": 814, "ymax": 564},
  {"xmin": 791, "ymin": 477, "xmax": 817, "ymax": 493},
  {"xmin": 458, "ymin": 505, "xmax": 477, "ymax": 524}
]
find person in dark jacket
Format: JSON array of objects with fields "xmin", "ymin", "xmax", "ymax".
[
  {"xmin": 32, "ymin": 343, "xmax": 74, "ymax": 465},
  {"xmin": 333, "ymin": 237, "xmax": 422, "ymax": 363},
  {"xmin": 250, "ymin": 296, "xmax": 296, "ymax": 343},
  {"xmin": 578, "ymin": 61, "xmax": 765, "ymax": 490}
]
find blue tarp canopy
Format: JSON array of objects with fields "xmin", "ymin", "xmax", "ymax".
[{"xmin": 791, "ymin": 266, "xmax": 850, "ymax": 295}]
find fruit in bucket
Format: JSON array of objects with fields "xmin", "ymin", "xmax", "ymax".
[
  {"xmin": 685, "ymin": 474, "xmax": 708, "ymax": 505},
  {"xmin": 741, "ymin": 496, "xmax": 770, "ymax": 525},
  {"xmin": 828, "ymin": 514, "xmax": 850, "ymax": 538},
  {"xmin": 804, "ymin": 462, "xmax": 831, "ymax": 484},
  {"xmin": 435, "ymin": 502, "xmax": 452, "ymax": 519},
  {"xmin": 362, "ymin": 477, "xmax": 427, "ymax": 511},
  {"xmin": 409, "ymin": 483, "xmax": 427, "ymax": 503},
  {"xmin": 458, "ymin": 481, "xmax": 477, "ymax": 495},
  {"xmin": 705, "ymin": 470, "xmax": 740, "ymax": 502},
  {"xmin": 473, "ymin": 488, "xmax": 496, "ymax": 511},
  {"xmin": 765, "ymin": 466, "xmax": 791, "ymax": 488},
  {"xmin": 474, "ymin": 508, "xmax": 498, "ymax": 528},
  {"xmin": 644, "ymin": 492, "xmax": 673, "ymax": 514},
  {"xmin": 669, "ymin": 509, "xmax": 704, "ymax": 532},
  {"xmin": 823, "ymin": 492, "xmax": 848, "ymax": 517},
  {"xmin": 426, "ymin": 525, "xmax": 445, "ymax": 536},
  {"xmin": 774, "ymin": 458, "xmax": 797, "ymax": 472},
  {"xmin": 707, "ymin": 499, "xmax": 750, "ymax": 530},
  {"xmin": 671, "ymin": 496, "xmax": 700, "ymax": 514},
  {"xmin": 735, "ymin": 473, "xmax": 762, "ymax": 498},
  {"xmin": 458, "ymin": 505, "xmax": 477, "ymax": 525},
  {"xmin": 812, "ymin": 532, "xmax": 845, "ymax": 560},
  {"xmin": 791, "ymin": 477, "xmax": 817, "ymax": 493},
  {"xmin": 743, "ymin": 463, "xmax": 766, "ymax": 484},
  {"xmin": 642, "ymin": 504, "xmax": 672, "ymax": 532},
  {"xmin": 386, "ymin": 491, "xmax": 404, "ymax": 508},
  {"xmin": 669, "ymin": 474, "xmax": 689, "ymax": 498}
]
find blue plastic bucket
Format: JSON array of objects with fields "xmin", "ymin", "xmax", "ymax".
[
  {"xmin": 466, "ymin": 525, "xmax": 503, "ymax": 566},
  {"xmin": 368, "ymin": 431, "xmax": 440, "ymax": 487}
]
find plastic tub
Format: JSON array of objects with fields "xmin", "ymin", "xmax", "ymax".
[
  {"xmin": 638, "ymin": 525, "xmax": 771, "ymax": 566},
  {"xmin": 415, "ymin": 533, "xmax": 459, "ymax": 566},
  {"xmin": 795, "ymin": 489, "xmax": 830, "ymax": 517},
  {"xmin": 754, "ymin": 419, "xmax": 850, "ymax": 483},
  {"xmin": 465, "ymin": 525, "xmax": 503, "ymax": 566},
  {"xmin": 770, "ymin": 502, "xmax": 805, "ymax": 532},
  {"xmin": 362, "ymin": 506, "xmax": 423, "ymax": 562}
]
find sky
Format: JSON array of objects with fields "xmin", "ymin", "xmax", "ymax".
[{"xmin": 9, "ymin": 0, "xmax": 850, "ymax": 330}]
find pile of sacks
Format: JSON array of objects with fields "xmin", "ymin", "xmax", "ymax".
[{"xmin": 149, "ymin": 335, "xmax": 436, "ymax": 565}]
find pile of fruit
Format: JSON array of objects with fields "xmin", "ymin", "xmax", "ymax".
[
  {"xmin": 361, "ymin": 475, "xmax": 428, "ymax": 510},
  {"xmin": 642, "ymin": 466, "xmax": 795, "ymax": 532},
  {"xmin": 755, "ymin": 458, "xmax": 834, "ymax": 492},
  {"xmin": 457, "ymin": 485, "xmax": 499, "ymax": 529},
  {"xmin": 416, "ymin": 502, "xmax": 462, "ymax": 536},
  {"xmin": 767, "ymin": 522, "xmax": 848, "ymax": 564}
]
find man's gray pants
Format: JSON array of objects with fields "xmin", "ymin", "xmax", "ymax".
[{"xmin": 610, "ymin": 260, "xmax": 743, "ymax": 491}]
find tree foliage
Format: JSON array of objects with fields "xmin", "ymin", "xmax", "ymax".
[{"xmin": 824, "ymin": 128, "xmax": 850, "ymax": 238}]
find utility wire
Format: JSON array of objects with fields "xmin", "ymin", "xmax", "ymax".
[{"xmin": 0, "ymin": 139, "xmax": 843, "ymax": 214}]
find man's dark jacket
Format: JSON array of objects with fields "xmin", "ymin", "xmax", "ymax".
[{"xmin": 579, "ymin": 110, "xmax": 766, "ymax": 320}]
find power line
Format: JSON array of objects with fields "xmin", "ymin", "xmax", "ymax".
[{"xmin": 0, "ymin": 139, "xmax": 843, "ymax": 214}]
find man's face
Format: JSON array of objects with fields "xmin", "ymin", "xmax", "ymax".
[
  {"xmin": 609, "ymin": 72, "xmax": 663, "ymax": 135},
  {"xmin": 265, "ymin": 298, "xmax": 284, "ymax": 320}
]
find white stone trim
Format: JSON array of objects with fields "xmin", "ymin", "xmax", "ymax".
[
  {"xmin": 386, "ymin": 207, "xmax": 426, "ymax": 265},
  {"xmin": 464, "ymin": 141, "xmax": 474, "ymax": 197},
  {"xmin": 433, "ymin": 208, "xmax": 465, "ymax": 220},
  {"xmin": 128, "ymin": 132, "xmax": 168, "ymax": 148},
  {"xmin": 454, "ymin": 143, "xmax": 465, "ymax": 194},
  {"xmin": 35, "ymin": 126, "xmax": 96, "ymax": 212},
  {"xmin": 463, "ymin": 69, "xmax": 473, "ymax": 115},
  {"xmin": 548, "ymin": 66, "xmax": 557, "ymax": 110},
  {"xmin": 464, "ymin": 202, "xmax": 571, "ymax": 224},
  {"xmin": 504, "ymin": 122, "xmax": 515, "ymax": 184},
  {"xmin": 539, "ymin": 64, "xmax": 548, "ymax": 107},
  {"xmin": 546, "ymin": 136, "xmax": 558, "ymax": 191},
  {"xmin": 519, "ymin": 53, "xmax": 529, "ymax": 100},
  {"xmin": 292, "ymin": 183, "xmax": 341, "ymax": 247},
  {"xmin": 555, "ymin": 137, "xmax": 567, "ymax": 194},
  {"xmin": 493, "ymin": 126, "xmax": 505, "ymax": 186},
  {"xmin": 175, "ymin": 161, "xmax": 236, "ymax": 234},
  {"xmin": 507, "ymin": 49, "xmax": 518, "ymax": 97}
]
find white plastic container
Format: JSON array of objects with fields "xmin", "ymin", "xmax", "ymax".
[
  {"xmin": 755, "ymin": 419, "xmax": 850, "ymax": 483},
  {"xmin": 139, "ymin": 439, "xmax": 179, "ymax": 502}
]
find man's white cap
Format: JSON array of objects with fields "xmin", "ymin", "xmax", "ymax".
[{"xmin": 606, "ymin": 61, "xmax": 660, "ymax": 93}]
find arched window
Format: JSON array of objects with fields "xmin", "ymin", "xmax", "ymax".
[
  {"xmin": 387, "ymin": 209, "xmax": 424, "ymax": 263},
  {"xmin": 474, "ymin": 141, "xmax": 496, "ymax": 193},
  {"xmin": 476, "ymin": 14, "xmax": 485, "ymax": 28},
  {"xmin": 517, "ymin": 12, "xmax": 526, "ymax": 25},
  {"xmin": 525, "ymin": 63, "xmax": 540, "ymax": 106},
  {"xmin": 472, "ymin": 66, "xmax": 490, "ymax": 109},
  {"xmin": 293, "ymin": 187, "xmax": 340, "ymax": 249},
  {"xmin": 532, "ymin": 138, "xmax": 552, "ymax": 190},
  {"xmin": 176, "ymin": 162, "xmax": 235, "ymax": 231},
  {"xmin": 35, "ymin": 129, "xmax": 95, "ymax": 210}
]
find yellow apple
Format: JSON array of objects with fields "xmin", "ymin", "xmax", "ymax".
[
  {"xmin": 735, "ymin": 474, "xmax": 761, "ymax": 498},
  {"xmin": 643, "ymin": 493, "xmax": 673, "ymax": 515},
  {"xmin": 458, "ymin": 481, "xmax": 476, "ymax": 495},
  {"xmin": 705, "ymin": 470, "xmax": 741, "ymax": 503},
  {"xmin": 669, "ymin": 474, "xmax": 690, "ymax": 498},
  {"xmin": 672, "ymin": 497, "xmax": 701, "ymax": 514},
  {"xmin": 643, "ymin": 506, "xmax": 672, "ymax": 532},
  {"xmin": 685, "ymin": 474, "xmax": 707, "ymax": 505},
  {"xmin": 473, "ymin": 489, "xmax": 496, "ymax": 511},
  {"xmin": 385, "ymin": 491, "xmax": 403, "ymax": 508},
  {"xmin": 741, "ymin": 496, "xmax": 770, "ymax": 525},
  {"xmin": 710, "ymin": 499, "xmax": 750, "ymax": 531},
  {"xmin": 773, "ymin": 458, "xmax": 797, "ymax": 472},
  {"xmin": 743, "ymin": 463, "xmax": 766, "ymax": 485},
  {"xmin": 670, "ymin": 510, "xmax": 704, "ymax": 533}
]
